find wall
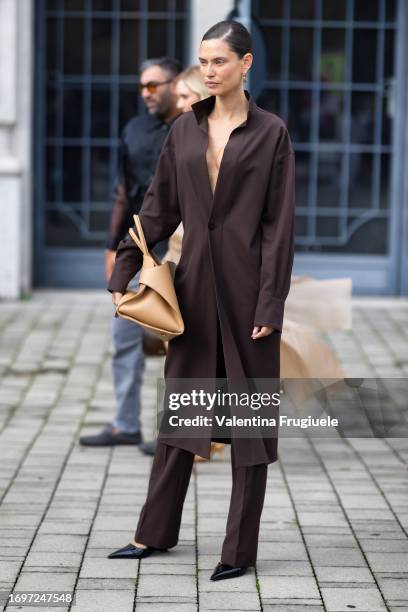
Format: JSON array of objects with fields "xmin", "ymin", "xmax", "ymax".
[
  {"xmin": 190, "ymin": 0, "xmax": 234, "ymax": 62},
  {"xmin": 0, "ymin": 0, "xmax": 33, "ymax": 298}
]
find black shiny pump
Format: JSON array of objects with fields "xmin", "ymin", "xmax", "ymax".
[
  {"xmin": 210, "ymin": 562, "xmax": 248, "ymax": 581},
  {"xmin": 108, "ymin": 543, "xmax": 166, "ymax": 559}
]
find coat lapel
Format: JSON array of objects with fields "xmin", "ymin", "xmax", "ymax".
[{"xmin": 186, "ymin": 130, "xmax": 213, "ymax": 225}]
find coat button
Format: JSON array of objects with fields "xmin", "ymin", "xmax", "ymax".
[{"xmin": 208, "ymin": 222, "xmax": 216, "ymax": 230}]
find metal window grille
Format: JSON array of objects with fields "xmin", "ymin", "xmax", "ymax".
[
  {"xmin": 253, "ymin": 0, "xmax": 397, "ymax": 255},
  {"xmin": 37, "ymin": 0, "xmax": 189, "ymax": 249}
]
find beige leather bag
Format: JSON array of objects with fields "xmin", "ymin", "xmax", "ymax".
[{"xmin": 115, "ymin": 215, "xmax": 184, "ymax": 341}]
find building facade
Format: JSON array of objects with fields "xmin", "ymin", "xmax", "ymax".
[{"xmin": 1, "ymin": 0, "xmax": 407, "ymax": 298}]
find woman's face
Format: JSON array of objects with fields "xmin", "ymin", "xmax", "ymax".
[
  {"xmin": 175, "ymin": 79, "xmax": 200, "ymax": 113},
  {"xmin": 198, "ymin": 38, "xmax": 252, "ymax": 96}
]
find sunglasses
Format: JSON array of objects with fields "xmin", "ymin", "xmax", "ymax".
[{"xmin": 138, "ymin": 78, "xmax": 173, "ymax": 94}]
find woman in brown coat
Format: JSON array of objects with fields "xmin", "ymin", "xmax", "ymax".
[{"xmin": 108, "ymin": 20, "xmax": 296, "ymax": 581}]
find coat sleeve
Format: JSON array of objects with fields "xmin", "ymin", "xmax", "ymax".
[
  {"xmin": 253, "ymin": 127, "xmax": 296, "ymax": 333},
  {"xmin": 105, "ymin": 182, "xmax": 129, "ymax": 251},
  {"xmin": 108, "ymin": 126, "xmax": 181, "ymax": 293}
]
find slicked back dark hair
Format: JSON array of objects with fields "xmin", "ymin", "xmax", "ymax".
[
  {"xmin": 201, "ymin": 20, "xmax": 252, "ymax": 58},
  {"xmin": 139, "ymin": 57, "xmax": 182, "ymax": 79}
]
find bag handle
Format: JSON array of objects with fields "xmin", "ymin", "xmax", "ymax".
[
  {"xmin": 128, "ymin": 215, "xmax": 146, "ymax": 254},
  {"xmin": 128, "ymin": 214, "xmax": 161, "ymax": 265},
  {"xmin": 134, "ymin": 215, "xmax": 149, "ymax": 253},
  {"xmin": 129, "ymin": 228, "xmax": 144, "ymax": 253}
]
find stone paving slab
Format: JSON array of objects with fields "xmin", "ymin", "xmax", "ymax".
[{"xmin": 0, "ymin": 291, "xmax": 407, "ymax": 610}]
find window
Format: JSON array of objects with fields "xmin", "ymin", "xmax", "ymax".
[
  {"xmin": 253, "ymin": 0, "xmax": 397, "ymax": 254},
  {"xmin": 40, "ymin": 0, "xmax": 189, "ymax": 248}
]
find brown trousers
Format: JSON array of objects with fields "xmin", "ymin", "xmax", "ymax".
[
  {"xmin": 135, "ymin": 317, "xmax": 269, "ymax": 567},
  {"xmin": 134, "ymin": 441, "xmax": 267, "ymax": 566}
]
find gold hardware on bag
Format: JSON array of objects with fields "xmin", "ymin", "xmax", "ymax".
[{"xmin": 115, "ymin": 214, "xmax": 184, "ymax": 341}]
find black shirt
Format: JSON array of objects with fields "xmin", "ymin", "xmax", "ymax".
[{"xmin": 106, "ymin": 111, "xmax": 181, "ymax": 251}]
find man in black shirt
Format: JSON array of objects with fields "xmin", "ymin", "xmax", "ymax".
[{"xmin": 80, "ymin": 57, "xmax": 182, "ymax": 449}]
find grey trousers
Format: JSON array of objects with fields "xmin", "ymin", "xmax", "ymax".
[
  {"xmin": 111, "ymin": 272, "xmax": 144, "ymax": 434},
  {"xmin": 110, "ymin": 239, "xmax": 168, "ymax": 433}
]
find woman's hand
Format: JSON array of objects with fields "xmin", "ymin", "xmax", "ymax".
[
  {"xmin": 251, "ymin": 325, "xmax": 274, "ymax": 340},
  {"xmin": 112, "ymin": 292, "xmax": 123, "ymax": 306}
]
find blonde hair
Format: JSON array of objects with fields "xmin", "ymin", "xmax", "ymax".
[{"xmin": 176, "ymin": 65, "xmax": 209, "ymax": 101}]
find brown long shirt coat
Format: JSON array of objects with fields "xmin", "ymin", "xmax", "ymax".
[{"xmin": 108, "ymin": 90, "xmax": 296, "ymax": 467}]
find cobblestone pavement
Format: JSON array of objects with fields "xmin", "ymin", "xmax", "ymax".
[{"xmin": 0, "ymin": 291, "xmax": 407, "ymax": 612}]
